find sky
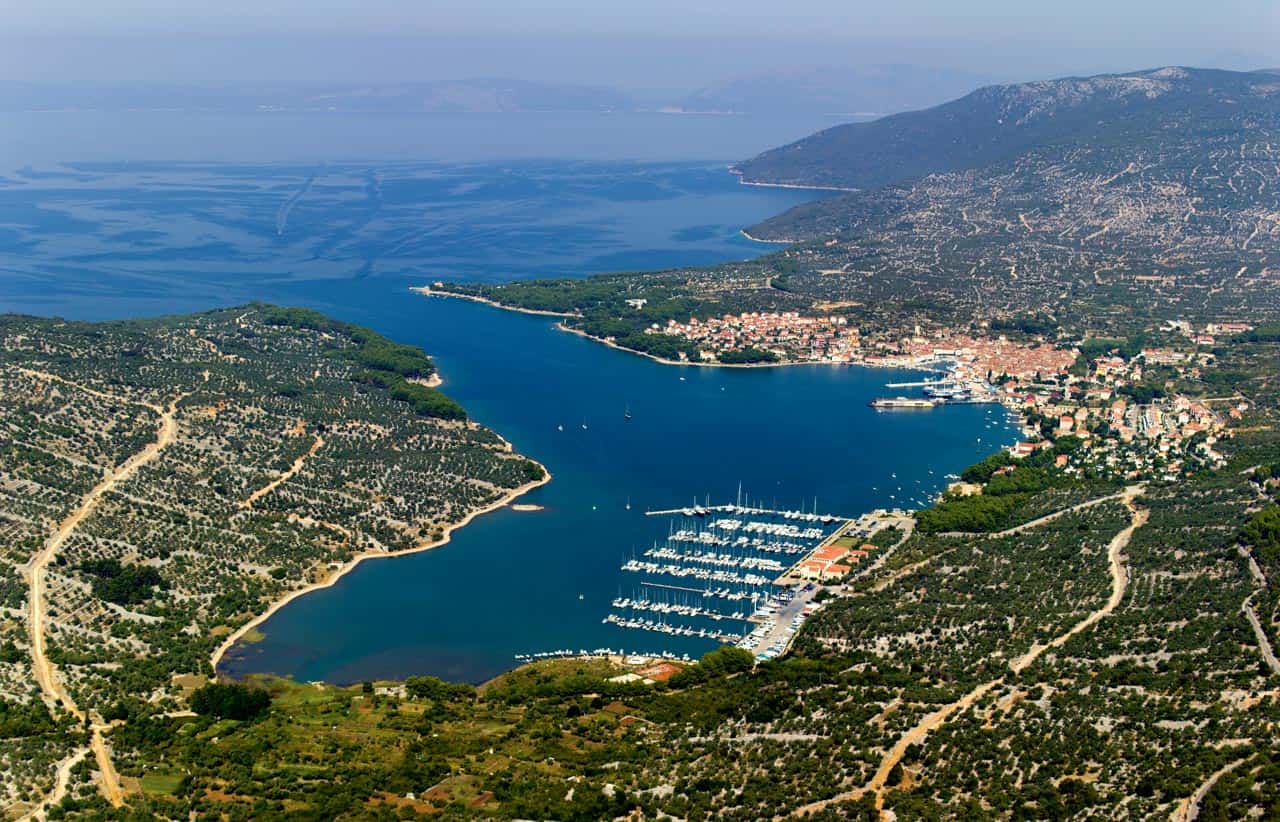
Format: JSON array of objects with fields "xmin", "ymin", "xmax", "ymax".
[{"xmin": 1, "ymin": 0, "xmax": 1277, "ymax": 89}]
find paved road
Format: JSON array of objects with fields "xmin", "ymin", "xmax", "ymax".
[
  {"xmin": 744, "ymin": 588, "xmax": 817, "ymax": 657},
  {"xmin": 1170, "ymin": 758, "xmax": 1247, "ymax": 822}
]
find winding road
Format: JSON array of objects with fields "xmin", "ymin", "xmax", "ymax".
[
  {"xmin": 1241, "ymin": 594, "xmax": 1280, "ymax": 676},
  {"xmin": 1169, "ymin": 758, "xmax": 1247, "ymax": 822},
  {"xmin": 22, "ymin": 373, "xmax": 185, "ymax": 809},
  {"xmin": 790, "ymin": 487, "xmax": 1146, "ymax": 819}
]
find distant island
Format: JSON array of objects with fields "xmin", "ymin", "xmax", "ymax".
[{"xmin": 0, "ymin": 65, "xmax": 993, "ymax": 117}]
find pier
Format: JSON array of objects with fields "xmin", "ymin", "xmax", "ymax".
[
  {"xmin": 605, "ymin": 498, "xmax": 852, "ymax": 660},
  {"xmin": 884, "ymin": 379, "xmax": 947, "ymax": 388}
]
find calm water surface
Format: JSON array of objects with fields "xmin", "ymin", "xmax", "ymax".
[{"xmin": 0, "ymin": 111, "xmax": 1021, "ymax": 682}]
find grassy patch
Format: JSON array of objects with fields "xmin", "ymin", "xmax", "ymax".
[{"xmin": 140, "ymin": 772, "xmax": 184, "ymax": 795}]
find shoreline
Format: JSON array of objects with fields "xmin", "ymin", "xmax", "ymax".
[
  {"xmin": 739, "ymin": 228, "xmax": 794, "ymax": 244},
  {"xmin": 414, "ymin": 287, "xmax": 946, "ymax": 375},
  {"xmin": 554, "ymin": 320, "xmax": 951, "ymax": 376},
  {"xmin": 554, "ymin": 322, "xmax": 826, "ymax": 370},
  {"xmin": 727, "ymin": 168, "xmax": 859, "ymax": 194},
  {"xmin": 215, "ymin": 293, "xmax": 1025, "ymax": 685},
  {"xmin": 410, "ymin": 285, "xmax": 578, "ymax": 318},
  {"xmin": 209, "ymin": 452, "xmax": 552, "ymax": 677}
]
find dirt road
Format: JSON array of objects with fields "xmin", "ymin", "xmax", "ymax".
[{"xmin": 23, "ymin": 380, "xmax": 183, "ymax": 808}]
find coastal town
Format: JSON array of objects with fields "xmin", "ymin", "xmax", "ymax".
[
  {"xmin": 580, "ymin": 312, "xmax": 1246, "ymax": 662},
  {"xmin": 643, "ymin": 308, "xmax": 1242, "ymax": 483}
]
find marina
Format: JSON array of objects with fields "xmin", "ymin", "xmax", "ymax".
[
  {"xmin": 594, "ymin": 500, "xmax": 911, "ymax": 661},
  {"xmin": 871, "ymin": 383, "xmax": 1002, "ymax": 408},
  {"xmin": 606, "ymin": 501, "xmax": 848, "ymax": 658}
]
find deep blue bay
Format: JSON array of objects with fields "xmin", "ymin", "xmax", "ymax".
[{"xmin": 0, "ymin": 110, "xmax": 1021, "ymax": 683}]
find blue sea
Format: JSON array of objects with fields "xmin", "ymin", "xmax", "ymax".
[{"xmin": 0, "ymin": 110, "xmax": 1021, "ymax": 683}]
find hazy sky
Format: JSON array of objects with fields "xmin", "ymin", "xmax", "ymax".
[{"xmin": 2, "ymin": 0, "xmax": 1277, "ymax": 88}]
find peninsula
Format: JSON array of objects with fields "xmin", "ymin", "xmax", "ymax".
[{"xmin": 0, "ymin": 305, "xmax": 547, "ymax": 816}]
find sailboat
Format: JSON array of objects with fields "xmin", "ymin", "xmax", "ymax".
[
  {"xmin": 625, "ymin": 496, "xmax": 632, "ymax": 511},
  {"xmin": 624, "ymin": 403, "xmax": 632, "ymax": 420},
  {"xmin": 581, "ymin": 418, "xmax": 588, "ymax": 430}
]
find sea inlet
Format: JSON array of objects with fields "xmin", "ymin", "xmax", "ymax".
[
  {"xmin": 219, "ymin": 290, "xmax": 1019, "ymax": 684},
  {"xmin": 0, "ymin": 119, "xmax": 1021, "ymax": 683}
]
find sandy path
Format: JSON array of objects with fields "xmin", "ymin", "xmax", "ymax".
[
  {"xmin": 938, "ymin": 489, "xmax": 1129, "ymax": 539},
  {"xmin": 241, "ymin": 433, "xmax": 324, "ymax": 508},
  {"xmin": 17, "ymin": 368, "xmax": 162, "ymax": 409},
  {"xmin": 790, "ymin": 488, "xmax": 1146, "ymax": 819},
  {"xmin": 88, "ymin": 726, "xmax": 123, "ymax": 807},
  {"xmin": 1009, "ymin": 489, "xmax": 1145, "ymax": 673},
  {"xmin": 23, "ymin": 379, "xmax": 184, "ymax": 808},
  {"xmin": 993, "ymin": 489, "xmax": 1131, "ymax": 537},
  {"xmin": 16, "ymin": 746, "xmax": 89, "ymax": 822}
]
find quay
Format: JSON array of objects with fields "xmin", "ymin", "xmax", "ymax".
[{"xmin": 884, "ymin": 378, "xmax": 947, "ymax": 388}]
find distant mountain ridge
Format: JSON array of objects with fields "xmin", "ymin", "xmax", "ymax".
[
  {"xmin": 0, "ymin": 66, "xmax": 992, "ymax": 116},
  {"xmin": 675, "ymin": 64, "xmax": 995, "ymax": 116},
  {"xmin": 292, "ymin": 78, "xmax": 635, "ymax": 113},
  {"xmin": 0, "ymin": 78, "xmax": 636, "ymax": 114},
  {"xmin": 733, "ymin": 66, "xmax": 1280, "ymax": 190}
]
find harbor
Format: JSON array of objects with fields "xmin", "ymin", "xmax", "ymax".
[
  {"xmin": 223, "ymin": 297, "xmax": 1022, "ymax": 684},
  {"xmin": 872, "ymin": 373, "xmax": 1003, "ymax": 409},
  {"xmin": 592, "ymin": 498, "xmax": 904, "ymax": 661}
]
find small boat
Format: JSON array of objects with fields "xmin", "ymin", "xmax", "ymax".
[{"xmin": 557, "ymin": 424, "xmax": 564, "ymax": 431}]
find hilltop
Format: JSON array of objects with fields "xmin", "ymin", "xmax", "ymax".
[{"xmin": 732, "ymin": 67, "xmax": 1280, "ymax": 190}]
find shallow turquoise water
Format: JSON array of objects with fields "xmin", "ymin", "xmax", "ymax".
[{"xmin": 0, "ymin": 112, "xmax": 1022, "ymax": 683}]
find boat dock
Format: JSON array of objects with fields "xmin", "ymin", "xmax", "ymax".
[{"xmin": 605, "ymin": 499, "xmax": 851, "ymax": 660}]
